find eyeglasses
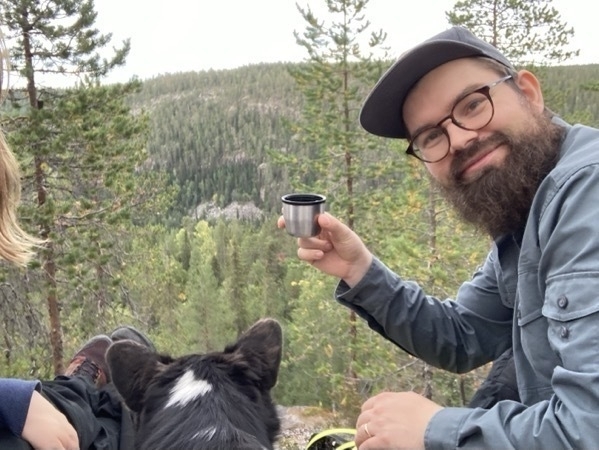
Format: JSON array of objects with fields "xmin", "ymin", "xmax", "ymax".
[{"xmin": 406, "ymin": 75, "xmax": 513, "ymax": 163}]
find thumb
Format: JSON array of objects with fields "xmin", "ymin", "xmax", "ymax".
[
  {"xmin": 318, "ymin": 212, "xmax": 372, "ymax": 285},
  {"xmin": 318, "ymin": 212, "xmax": 345, "ymax": 232},
  {"xmin": 318, "ymin": 213, "xmax": 354, "ymax": 243}
]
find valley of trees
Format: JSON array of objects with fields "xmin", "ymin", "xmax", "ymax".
[{"xmin": 2, "ymin": 0, "xmax": 599, "ymax": 424}]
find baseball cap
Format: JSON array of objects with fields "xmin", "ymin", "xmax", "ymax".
[{"xmin": 359, "ymin": 26, "xmax": 515, "ymax": 139}]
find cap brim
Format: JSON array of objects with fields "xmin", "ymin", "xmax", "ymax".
[{"xmin": 359, "ymin": 41, "xmax": 494, "ymax": 139}]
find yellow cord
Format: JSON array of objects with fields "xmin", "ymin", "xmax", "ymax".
[{"xmin": 305, "ymin": 428, "xmax": 357, "ymax": 450}]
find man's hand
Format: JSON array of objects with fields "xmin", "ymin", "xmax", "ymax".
[
  {"xmin": 278, "ymin": 212, "xmax": 373, "ymax": 287},
  {"xmin": 21, "ymin": 391, "xmax": 79, "ymax": 450},
  {"xmin": 355, "ymin": 391, "xmax": 443, "ymax": 450}
]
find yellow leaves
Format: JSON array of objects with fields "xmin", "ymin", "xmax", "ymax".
[
  {"xmin": 405, "ymin": 190, "xmax": 424, "ymax": 211},
  {"xmin": 290, "ymin": 278, "xmax": 324, "ymax": 287},
  {"xmin": 40, "ymin": 161, "xmax": 51, "ymax": 173},
  {"xmin": 324, "ymin": 343, "xmax": 333, "ymax": 358}
]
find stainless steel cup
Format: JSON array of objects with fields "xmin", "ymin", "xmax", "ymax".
[{"xmin": 281, "ymin": 193, "xmax": 326, "ymax": 237}]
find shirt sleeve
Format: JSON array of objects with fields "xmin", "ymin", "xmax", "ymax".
[
  {"xmin": 0, "ymin": 378, "xmax": 41, "ymax": 437},
  {"xmin": 335, "ymin": 256, "xmax": 513, "ymax": 373}
]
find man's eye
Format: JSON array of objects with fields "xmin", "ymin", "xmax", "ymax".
[
  {"xmin": 457, "ymin": 93, "xmax": 488, "ymax": 117},
  {"xmin": 419, "ymin": 128, "xmax": 444, "ymax": 148}
]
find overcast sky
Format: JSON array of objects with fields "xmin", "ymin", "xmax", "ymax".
[
  {"xmin": 91, "ymin": 0, "xmax": 598, "ymax": 84},
  {"xmin": 8, "ymin": 0, "xmax": 597, "ymax": 86}
]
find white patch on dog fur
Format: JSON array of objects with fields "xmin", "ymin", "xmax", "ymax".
[
  {"xmin": 165, "ymin": 369, "xmax": 213, "ymax": 408},
  {"xmin": 192, "ymin": 426, "xmax": 217, "ymax": 441}
]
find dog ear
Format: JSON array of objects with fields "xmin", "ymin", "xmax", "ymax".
[
  {"xmin": 107, "ymin": 340, "xmax": 165, "ymax": 412},
  {"xmin": 228, "ymin": 318, "xmax": 282, "ymax": 389}
]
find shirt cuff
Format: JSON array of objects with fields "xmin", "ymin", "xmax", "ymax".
[
  {"xmin": 0, "ymin": 378, "xmax": 41, "ymax": 436},
  {"xmin": 425, "ymin": 407, "xmax": 473, "ymax": 450}
]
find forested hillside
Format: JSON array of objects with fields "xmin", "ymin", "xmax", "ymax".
[
  {"xmin": 129, "ymin": 63, "xmax": 302, "ymax": 223},
  {"xmin": 131, "ymin": 62, "xmax": 599, "ymax": 223}
]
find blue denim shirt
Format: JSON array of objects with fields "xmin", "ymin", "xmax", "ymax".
[{"xmin": 336, "ymin": 119, "xmax": 599, "ymax": 448}]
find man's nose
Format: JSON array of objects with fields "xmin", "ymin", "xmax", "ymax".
[{"xmin": 446, "ymin": 121, "xmax": 479, "ymax": 154}]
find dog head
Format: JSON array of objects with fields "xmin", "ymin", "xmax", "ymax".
[{"xmin": 107, "ymin": 318, "xmax": 282, "ymax": 450}]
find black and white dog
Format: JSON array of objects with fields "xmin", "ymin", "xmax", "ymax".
[{"xmin": 107, "ymin": 318, "xmax": 282, "ymax": 450}]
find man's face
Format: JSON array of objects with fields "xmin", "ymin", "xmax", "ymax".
[{"xmin": 402, "ymin": 58, "xmax": 564, "ymax": 237}]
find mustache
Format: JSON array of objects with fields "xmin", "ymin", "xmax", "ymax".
[{"xmin": 450, "ymin": 133, "xmax": 511, "ymax": 182}]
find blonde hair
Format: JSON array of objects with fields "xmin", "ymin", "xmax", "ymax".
[
  {"xmin": 0, "ymin": 131, "xmax": 44, "ymax": 265},
  {"xmin": 0, "ymin": 28, "xmax": 43, "ymax": 265}
]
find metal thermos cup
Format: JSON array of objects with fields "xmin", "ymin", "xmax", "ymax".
[{"xmin": 281, "ymin": 193, "xmax": 326, "ymax": 237}]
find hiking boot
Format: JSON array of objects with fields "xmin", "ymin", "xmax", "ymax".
[
  {"xmin": 110, "ymin": 325, "xmax": 156, "ymax": 352},
  {"xmin": 64, "ymin": 335, "xmax": 112, "ymax": 388}
]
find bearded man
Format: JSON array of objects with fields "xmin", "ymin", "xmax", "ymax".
[{"xmin": 279, "ymin": 26, "xmax": 599, "ymax": 449}]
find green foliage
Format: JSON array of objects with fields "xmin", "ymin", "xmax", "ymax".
[
  {"xmin": 0, "ymin": 273, "xmax": 53, "ymax": 380},
  {"xmin": 6, "ymin": 82, "xmax": 171, "ymax": 334},
  {"xmin": 180, "ymin": 220, "xmax": 235, "ymax": 352},
  {"xmin": 1, "ymin": 0, "xmax": 129, "ymax": 80},
  {"xmin": 446, "ymin": 0, "xmax": 578, "ymax": 66},
  {"xmin": 127, "ymin": 66, "xmax": 302, "ymax": 223},
  {"xmin": 541, "ymin": 65, "xmax": 599, "ymax": 126},
  {"xmin": 114, "ymin": 224, "xmax": 187, "ymax": 355}
]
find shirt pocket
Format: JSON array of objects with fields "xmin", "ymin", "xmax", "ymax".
[
  {"xmin": 543, "ymin": 273, "xmax": 599, "ymax": 321},
  {"xmin": 542, "ymin": 272, "xmax": 599, "ymax": 370}
]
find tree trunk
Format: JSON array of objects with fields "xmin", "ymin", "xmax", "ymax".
[
  {"xmin": 45, "ymin": 246, "xmax": 63, "ymax": 375},
  {"xmin": 423, "ymin": 183, "xmax": 438, "ymax": 399},
  {"xmin": 35, "ymin": 153, "xmax": 64, "ymax": 375}
]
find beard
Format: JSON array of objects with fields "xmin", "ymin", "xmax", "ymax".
[{"xmin": 436, "ymin": 111, "xmax": 565, "ymax": 238}]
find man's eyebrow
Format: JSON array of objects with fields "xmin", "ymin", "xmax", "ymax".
[{"xmin": 407, "ymin": 82, "xmax": 484, "ymax": 139}]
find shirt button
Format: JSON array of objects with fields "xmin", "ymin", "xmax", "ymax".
[
  {"xmin": 557, "ymin": 295, "xmax": 569, "ymax": 309},
  {"xmin": 560, "ymin": 327, "xmax": 570, "ymax": 339}
]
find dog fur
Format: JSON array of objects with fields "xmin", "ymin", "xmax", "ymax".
[{"xmin": 107, "ymin": 318, "xmax": 282, "ymax": 450}]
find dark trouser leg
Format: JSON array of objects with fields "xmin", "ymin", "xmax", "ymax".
[
  {"xmin": 41, "ymin": 376, "xmax": 134, "ymax": 450},
  {"xmin": 468, "ymin": 347, "xmax": 520, "ymax": 409},
  {"xmin": 0, "ymin": 429, "xmax": 33, "ymax": 450}
]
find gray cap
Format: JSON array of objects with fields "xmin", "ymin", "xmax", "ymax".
[{"xmin": 359, "ymin": 26, "xmax": 514, "ymax": 139}]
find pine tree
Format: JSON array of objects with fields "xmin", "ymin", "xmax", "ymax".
[
  {"xmin": 446, "ymin": 0, "xmax": 578, "ymax": 66},
  {"xmin": 0, "ymin": 0, "xmax": 151, "ymax": 374},
  {"xmin": 280, "ymin": 0, "xmax": 408, "ymax": 406}
]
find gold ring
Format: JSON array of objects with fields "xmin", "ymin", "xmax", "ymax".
[{"xmin": 364, "ymin": 423, "xmax": 372, "ymax": 438}]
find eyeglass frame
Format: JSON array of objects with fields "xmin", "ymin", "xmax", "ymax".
[{"xmin": 405, "ymin": 74, "xmax": 514, "ymax": 163}]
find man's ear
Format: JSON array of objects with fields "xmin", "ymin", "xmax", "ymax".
[{"xmin": 514, "ymin": 69, "xmax": 545, "ymax": 113}]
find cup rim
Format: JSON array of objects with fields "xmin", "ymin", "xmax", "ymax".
[{"xmin": 281, "ymin": 193, "xmax": 326, "ymax": 205}]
